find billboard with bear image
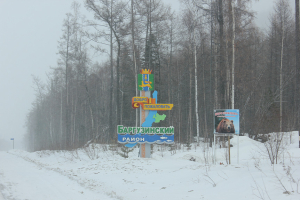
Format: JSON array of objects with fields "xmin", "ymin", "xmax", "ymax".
[{"xmin": 214, "ymin": 109, "xmax": 239, "ymax": 134}]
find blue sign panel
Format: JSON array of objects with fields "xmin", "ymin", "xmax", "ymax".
[
  {"xmin": 118, "ymin": 134, "xmax": 174, "ymax": 144},
  {"xmin": 120, "ymin": 89, "xmax": 174, "ymax": 146}
]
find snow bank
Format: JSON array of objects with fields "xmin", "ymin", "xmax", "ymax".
[{"xmin": 0, "ymin": 132, "xmax": 299, "ymax": 200}]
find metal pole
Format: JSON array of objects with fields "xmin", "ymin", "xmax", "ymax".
[
  {"xmin": 214, "ymin": 134, "xmax": 216, "ymax": 164},
  {"xmin": 237, "ymin": 134, "xmax": 239, "ymax": 164},
  {"xmin": 228, "ymin": 139, "xmax": 231, "ymax": 164}
]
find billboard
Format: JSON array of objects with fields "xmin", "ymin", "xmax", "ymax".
[{"xmin": 214, "ymin": 109, "xmax": 239, "ymax": 134}]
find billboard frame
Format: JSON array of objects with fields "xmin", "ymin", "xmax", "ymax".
[{"xmin": 213, "ymin": 109, "xmax": 240, "ymax": 165}]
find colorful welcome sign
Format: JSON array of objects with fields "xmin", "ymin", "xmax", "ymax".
[{"xmin": 117, "ymin": 69, "xmax": 174, "ymax": 145}]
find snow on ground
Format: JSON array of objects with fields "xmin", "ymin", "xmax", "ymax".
[{"xmin": 0, "ymin": 132, "xmax": 300, "ymax": 200}]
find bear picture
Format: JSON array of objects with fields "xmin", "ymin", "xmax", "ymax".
[
  {"xmin": 214, "ymin": 109, "xmax": 239, "ymax": 134},
  {"xmin": 216, "ymin": 118, "xmax": 235, "ymax": 133}
]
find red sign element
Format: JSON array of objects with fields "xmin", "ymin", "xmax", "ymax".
[{"xmin": 132, "ymin": 102, "xmax": 140, "ymax": 109}]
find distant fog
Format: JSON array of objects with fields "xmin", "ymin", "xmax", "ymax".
[{"xmin": 0, "ymin": 139, "xmax": 24, "ymax": 151}]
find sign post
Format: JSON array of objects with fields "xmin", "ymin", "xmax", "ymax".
[
  {"xmin": 140, "ymin": 90, "xmax": 151, "ymax": 158},
  {"xmin": 11, "ymin": 138, "xmax": 14, "ymax": 149},
  {"xmin": 139, "ymin": 69, "xmax": 152, "ymax": 158}
]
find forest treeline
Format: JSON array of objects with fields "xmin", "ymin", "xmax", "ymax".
[{"xmin": 25, "ymin": 0, "xmax": 300, "ymax": 151}]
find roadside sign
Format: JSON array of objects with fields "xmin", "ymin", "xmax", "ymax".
[{"xmin": 214, "ymin": 109, "xmax": 239, "ymax": 134}]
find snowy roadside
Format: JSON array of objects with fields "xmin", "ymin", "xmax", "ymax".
[
  {"xmin": 0, "ymin": 151, "xmax": 117, "ymax": 200},
  {"xmin": 0, "ymin": 192, "xmax": 5, "ymax": 200},
  {"xmin": 0, "ymin": 133, "xmax": 300, "ymax": 200}
]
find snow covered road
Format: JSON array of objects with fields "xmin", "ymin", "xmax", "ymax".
[
  {"xmin": 0, "ymin": 151, "xmax": 114, "ymax": 200},
  {"xmin": 0, "ymin": 134, "xmax": 300, "ymax": 200}
]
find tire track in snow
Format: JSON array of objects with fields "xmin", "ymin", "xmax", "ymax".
[
  {"xmin": 0, "ymin": 151, "xmax": 122, "ymax": 200},
  {"xmin": 5, "ymin": 151, "xmax": 124, "ymax": 200},
  {"xmin": 0, "ymin": 189, "xmax": 5, "ymax": 200}
]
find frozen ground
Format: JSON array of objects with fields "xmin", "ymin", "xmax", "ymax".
[{"xmin": 0, "ymin": 132, "xmax": 300, "ymax": 200}]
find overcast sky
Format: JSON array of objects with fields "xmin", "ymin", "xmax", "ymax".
[{"xmin": 0, "ymin": 0, "xmax": 296, "ymax": 148}]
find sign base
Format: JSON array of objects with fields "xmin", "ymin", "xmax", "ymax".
[{"xmin": 140, "ymin": 143, "xmax": 151, "ymax": 158}]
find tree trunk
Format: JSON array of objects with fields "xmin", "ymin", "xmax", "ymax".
[
  {"xmin": 131, "ymin": 0, "xmax": 138, "ymax": 128},
  {"xmin": 60, "ymin": 90, "xmax": 63, "ymax": 149},
  {"xmin": 189, "ymin": 68, "xmax": 193, "ymax": 144},
  {"xmin": 194, "ymin": 28, "xmax": 200, "ymax": 142},
  {"xmin": 232, "ymin": 0, "xmax": 235, "ymax": 109},
  {"xmin": 109, "ymin": 0, "xmax": 113, "ymax": 140},
  {"xmin": 280, "ymin": 13, "xmax": 285, "ymax": 136},
  {"xmin": 296, "ymin": 0, "xmax": 300, "ymax": 129},
  {"xmin": 214, "ymin": 43, "xmax": 218, "ymax": 109},
  {"xmin": 218, "ymin": 0, "xmax": 225, "ymax": 109},
  {"xmin": 202, "ymin": 40, "xmax": 208, "ymax": 142},
  {"xmin": 116, "ymin": 38, "xmax": 121, "ymax": 130},
  {"xmin": 65, "ymin": 23, "xmax": 70, "ymax": 149}
]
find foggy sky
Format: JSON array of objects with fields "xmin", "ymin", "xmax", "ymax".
[{"xmin": 0, "ymin": 0, "xmax": 295, "ymax": 149}]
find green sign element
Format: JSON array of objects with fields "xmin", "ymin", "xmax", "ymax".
[
  {"xmin": 117, "ymin": 125, "xmax": 174, "ymax": 135},
  {"xmin": 138, "ymin": 74, "xmax": 154, "ymax": 91},
  {"xmin": 154, "ymin": 113, "xmax": 166, "ymax": 123}
]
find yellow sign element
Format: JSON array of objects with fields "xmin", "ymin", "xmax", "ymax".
[
  {"xmin": 148, "ymin": 98, "xmax": 156, "ymax": 104},
  {"xmin": 140, "ymin": 69, "xmax": 152, "ymax": 74},
  {"xmin": 141, "ymin": 104, "xmax": 174, "ymax": 111},
  {"xmin": 139, "ymin": 81, "xmax": 153, "ymax": 89},
  {"xmin": 132, "ymin": 95, "xmax": 173, "ymax": 111},
  {"xmin": 132, "ymin": 97, "xmax": 148, "ymax": 103},
  {"xmin": 132, "ymin": 96, "xmax": 148, "ymax": 109}
]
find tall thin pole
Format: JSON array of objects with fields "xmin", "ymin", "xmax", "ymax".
[
  {"xmin": 278, "ymin": 12, "xmax": 285, "ymax": 164},
  {"xmin": 280, "ymin": 11, "xmax": 285, "ymax": 135},
  {"xmin": 214, "ymin": 134, "xmax": 216, "ymax": 164},
  {"xmin": 131, "ymin": 0, "xmax": 138, "ymax": 127},
  {"xmin": 194, "ymin": 26, "xmax": 200, "ymax": 143},
  {"xmin": 109, "ymin": 0, "xmax": 113, "ymax": 140},
  {"xmin": 296, "ymin": 0, "xmax": 300, "ymax": 132},
  {"xmin": 210, "ymin": 0, "xmax": 213, "ymax": 147},
  {"xmin": 231, "ymin": 0, "xmax": 235, "ymax": 110},
  {"xmin": 231, "ymin": 0, "xmax": 238, "ymax": 165}
]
